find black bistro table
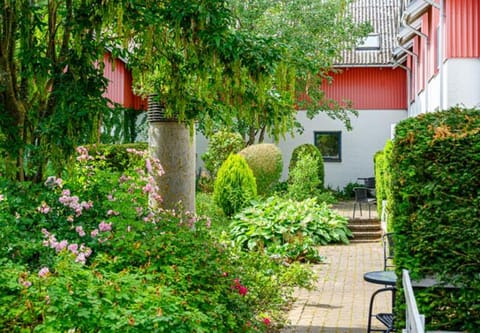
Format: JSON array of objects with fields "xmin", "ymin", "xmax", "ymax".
[{"xmin": 364, "ymin": 271, "xmax": 397, "ymax": 333}]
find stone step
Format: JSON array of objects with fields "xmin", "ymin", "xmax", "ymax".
[
  {"xmin": 349, "ymin": 224, "xmax": 382, "ymax": 232},
  {"xmin": 350, "ymin": 231, "xmax": 383, "ymax": 242}
]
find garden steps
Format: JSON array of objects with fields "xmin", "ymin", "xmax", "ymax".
[{"xmin": 348, "ymin": 219, "xmax": 382, "ymax": 243}]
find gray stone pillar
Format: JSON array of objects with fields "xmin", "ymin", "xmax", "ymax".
[{"xmin": 148, "ymin": 95, "xmax": 195, "ymax": 212}]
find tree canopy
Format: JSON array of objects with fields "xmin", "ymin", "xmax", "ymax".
[{"xmin": 1, "ymin": 0, "xmax": 369, "ymax": 181}]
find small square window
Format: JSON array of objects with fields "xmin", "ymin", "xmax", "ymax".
[
  {"xmin": 356, "ymin": 33, "xmax": 381, "ymax": 51},
  {"xmin": 314, "ymin": 131, "xmax": 341, "ymax": 162}
]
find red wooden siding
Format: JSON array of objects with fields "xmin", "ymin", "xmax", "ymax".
[
  {"xmin": 321, "ymin": 67, "xmax": 407, "ymax": 110},
  {"xmin": 446, "ymin": 0, "xmax": 480, "ymax": 58},
  {"xmin": 103, "ymin": 53, "xmax": 147, "ymax": 111}
]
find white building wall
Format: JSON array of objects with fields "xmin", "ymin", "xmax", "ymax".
[
  {"xmin": 443, "ymin": 58, "xmax": 480, "ymax": 109},
  {"xmin": 196, "ymin": 109, "xmax": 407, "ymax": 191}
]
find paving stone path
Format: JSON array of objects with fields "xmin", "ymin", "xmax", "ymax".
[{"xmin": 281, "ymin": 242, "xmax": 392, "ymax": 333}]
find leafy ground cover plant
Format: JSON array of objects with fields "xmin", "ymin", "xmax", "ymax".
[
  {"xmin": 230, "ymin": 196, "xmax": 352, "ymax": 263},
  {"xmin": 0, "ymin": 146, "xmax": 314, "ymax": 332}
]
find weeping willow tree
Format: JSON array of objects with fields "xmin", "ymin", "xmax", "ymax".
[{"xmin": 0, "ymin": 0, "xmax": 123, "ymax": 182}]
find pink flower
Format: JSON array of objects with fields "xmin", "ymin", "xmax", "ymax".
[
  {"xmin": 107, "ymin": 194, "xmax": 115, "ymax": 201},
  {"xmin": 37, "ymin": 202, "xmax": 51, "ymax": 214},
  {"xmin": 145, "ymin": 158, "xmax": 152, "ymax": 173},
  {"xmin": 0, "ymin": 194, "xmax": 4, "ymax": 201},
  {"xmin": 55, "ymin": 240, "xmax": 68, "ymax": 252},
  {"xmin": 91, "ymin": 229, "xmax": 99, "ymax": 237},
  {"xmin": 106, "ymin": 210, "xmax": 119, "ymax": 217},
  {"xmin": 75, "ymin": 252, "xmax": 86, "ymax": 264},
  {"xmin": 99, "ymin": 221, "xmax": 112, "ymax": 232},
  {"xmin": 75, "ymin": 226, "xmax": 86, "ymax": 237},
  {"xmin": 263, "ymin": 318, "xmax": 271, "ymax": 325},
  {"xmin": 68, "ymin": 243, "xmax": 78, "ymax": 254},
  {"xmin": 67, "ymin": 215, "xmax": 74, "ymax": 222},
  {"xmin": 38, "ymin": 267, "xmax": 50, "ymax": 278},
  {"xmin": 21, "ymin": 280, "xmax": 32, "ymax": 288}
]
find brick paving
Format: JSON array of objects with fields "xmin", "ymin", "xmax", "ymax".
[{"xmin": 281, "ymin": 204, "xmax": 391, "ymax": 333}]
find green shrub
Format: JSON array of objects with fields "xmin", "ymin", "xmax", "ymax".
[
  {"xmin": 238, "ymin": 143, "xmax": 283, "ymax": 196},
  {"xmin": 85, "ymin": 143, "xmax": 148, "ymax": 171},
  {"xmin": 230, "ymin": 196, "xmax": 351, "ymax": 263},
  {"xmin": 201, "ymin": 131, "xmax": 244, "ymax": 179},
  {"xmin": 213, "ymin": 154, "xmax": 257, "ymax": 216},
  {"xmin": 374, "ymin": 140, "xmax": 393, "ymax": 218},
  {"xmin": 390, "ymin": 107, "xmax": 480, "ymax": 331},
  {"xmin": 288, "ymin": 154, "xmax": 321, "ymax": 201},
  {"xmin": 289, "ymin": 144, "xmax": 324, "ymax": 188}
]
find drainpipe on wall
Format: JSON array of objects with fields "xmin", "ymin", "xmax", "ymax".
[
  {"xmin": 403, "ymin": 17, "xmax": 429, "ymax": 113},
  {"xmin": 392, "ymin": 61, "xmax": 412, "ymax": 117},
  {"xmin": 438, "ymin": 0, "xmax": 445, "ymax": 110},
  {"xmin": 398, "ymin": 44, "xmax": 419, "ymax": 116}
]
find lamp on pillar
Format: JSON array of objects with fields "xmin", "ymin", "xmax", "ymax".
[{"xmin": 148, "ymin": 94, "xmax": 196, "ymax": 212}]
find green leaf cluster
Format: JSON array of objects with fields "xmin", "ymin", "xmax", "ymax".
[
  {"xmin": 289, "ymin": 143, "xmax": 325, "ymax": 189},
  {"xmin": 201, "ymin": 131, "xmax": 245, "ymax": 179},
  {"xmin": 388, "ymin": 107, "xmax": 480, "ymax": 331},
  {"xmin": 230, "ymin": 196, "xmax": 352, "ymax": 263}
]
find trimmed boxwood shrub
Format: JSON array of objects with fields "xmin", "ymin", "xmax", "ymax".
[
  {"xmin": 238, "ymin": 143, "xmax": 283, "ymax": 196},
  {"xmin": 289, "ymin": 144, "xmax": 324, "ymax": 188},
  {"xmin": 213, "ymin": 154, "xmax": 257, "ymax": 216},
  {"xmin": 390, "ymin": 107, "xmax": 480, "ymax": 331}
]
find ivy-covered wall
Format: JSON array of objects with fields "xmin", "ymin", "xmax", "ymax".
[{"xmin": 389, "ymin": 107, "xmax": 480, "ymax": 331}]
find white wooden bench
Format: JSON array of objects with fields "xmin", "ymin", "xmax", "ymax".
[{"xmin": 402, "ymin": 269, "xmax": 462, "ymax": 333}]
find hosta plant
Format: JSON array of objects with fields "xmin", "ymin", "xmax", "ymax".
[{"xmin": 230, "ymin": 196, "xmax": 352, "ymax": 263}]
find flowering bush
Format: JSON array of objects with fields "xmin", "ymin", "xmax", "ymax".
[{"xmin": 0, "ymin": 146, "xmax": 315, "ymax": 332}]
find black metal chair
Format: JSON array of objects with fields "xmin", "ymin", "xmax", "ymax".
[
  {"xmin": 353, "ymin": 187, "xmax": 376, "ymax": 219},
  {"xmin": 383, "ymin": 232, "xmax": 395, "ymax": 271}
]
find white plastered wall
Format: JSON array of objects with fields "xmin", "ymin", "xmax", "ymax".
[{"xmin": 196, "ymin": 109, "xmax": 407, "ymax": 191}]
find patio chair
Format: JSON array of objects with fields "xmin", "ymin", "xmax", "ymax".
[
  {"xmin": 383, "ymin": 232, "xmax": 395, "ymax": 271},
  {"xmin": 353, "ymin": 187, "xmax": 376, "ymax": 219}
]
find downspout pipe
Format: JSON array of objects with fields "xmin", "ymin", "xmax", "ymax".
[
  {"xmin": 438, "ymin": 0, "xmax": 445, "ymax": 110},
  {"xmin": 392, "ymin": 61, "xmax": 412, "ymax": 116},
  {"xmin": 398, "ymin": 44, "xmax": 419, "ymax": 115},
  {"xmin": 403, "ymin": 16, "xmax": 429, "ymax": 113}
]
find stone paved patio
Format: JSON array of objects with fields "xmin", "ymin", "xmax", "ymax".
[{"xmin": 281, "ymin": 203, "xmax": 390, "ymax": 333}]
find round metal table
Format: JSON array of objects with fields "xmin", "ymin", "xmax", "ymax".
[
  {"xmin": 364, "ymin": 270, "xmax": 397, "ymax": 286},
  {"xmin": 364, "ymin": 271, "xmax": 397, "ymax": 333}
]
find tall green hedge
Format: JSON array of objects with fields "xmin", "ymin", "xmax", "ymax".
[
  {"xmin": 390, "ymin": 107, "xmax": 480, "ymax": 331},
  {"xmin": 374, "ymin": 140, "xmax": 393, "ymax": 229}
]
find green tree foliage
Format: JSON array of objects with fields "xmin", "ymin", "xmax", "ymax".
[
  {"xmin": 201, "ymin": 131, "xmax": 245, "ymax": 179},
  {"xmin": 238, "ymin": 143, "xmax": 283, "ymax": 196},
  {"xmin": 289, "ymin": 144, "xmax": 324, "ymax": 188},
  {"xmin": 0, "ymin": 0, "xmax": 123, "ymax": 182},
  {"xmin": 213, "ymin": 154, "xmax": 257, "ymax": 216}
]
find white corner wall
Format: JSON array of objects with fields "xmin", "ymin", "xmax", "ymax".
[
  {"xmin": 444, "ymin": 58, "xmax": 480, "ymax": 109},
  {"xmin": 196, "ymin": 110, "xmax": 407, "ymax": 191}
]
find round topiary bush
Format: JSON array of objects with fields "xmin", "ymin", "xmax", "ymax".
[
  {"xmin": 201, "ymin": 131, "xmax": 244, "ymax": 179},
  {"xmin": 238, "ymin": 143, "xmax": 283, "ymax": 196},
  {"xmin": 213, "ymin": 154, "xmax": 257, "ymax": 216},
  {"xmin": 289, "ymin": 144, "xmax": 324, "ymax": 188}
]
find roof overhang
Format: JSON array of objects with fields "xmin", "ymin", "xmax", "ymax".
[{"xmin": 403, "ymin": 0, "xmax": 431, "ymax": 25}]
